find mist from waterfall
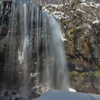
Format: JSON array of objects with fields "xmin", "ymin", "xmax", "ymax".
[{"xmin": 2, "ymin": 0, "xmax": 69, "ymax": 96}]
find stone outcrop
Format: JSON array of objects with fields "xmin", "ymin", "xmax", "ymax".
[
  {"xmin": 44, "ymin": 0, "xmax": 100, "ymax": 94},
  {"xmin": 69, "ymin": 71, "xmax": 100, "ymax": 94},
  {"xmin": 43, "ymin": 0, "xmax": 100, "ymax": 71}
]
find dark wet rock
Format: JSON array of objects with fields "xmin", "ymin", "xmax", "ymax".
[
  {"xmin": 38, "ymin": 85, "xmax": 50, "ymax": 94},
  {"xmin": 16, "ymin": 90, "xmax": 20, "ymax": 94},
  {"xmin": 10, "ymin": 95, "xmax": 13, "ymax": 100},
  {"xmin": 1, "ymin": 24, "xmax": 8, "ymax": 38},
  {"xmin": 4, "ymin": 91, "xmax": 9, "ymax": 97},
  {"xmin": 69, "ymin": 71, "xmax": 100, "ymax": 94},
  {"xmin": 15, "ymin": 97, "xmax": 24, "ymax": 100},
  {"xmin": 27, "ymin": 92, "xmax": 37, "ymax": 100},
  {"xmin": 0, "ymin": 96, "xmax": 10, "ymax": 100},
  {"xmin": 11, "ymin": 91, "xmax": 17, "ymax": 95},
  {"xmin": 32, "ymin": 88, "xmax": 38, "ymax": 92},
  {"xmin": 32, "ymin": 91, "xmax": 41, "ymax": 98},
  {"xmin": 68, "ymin": 61, "xmax": 95, "ymax": 72}
]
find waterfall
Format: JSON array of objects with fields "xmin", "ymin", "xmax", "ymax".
[
  {"xmin": 1, "ymin": 0, "xmax": 69, "ymax": 97},
  {"xmin": 0, "ymin": 1, "xmax": 3, "ymax": 37},
  {"xmin": 42, "ymin": 11, "xmax": 69, "ymax": 91}
]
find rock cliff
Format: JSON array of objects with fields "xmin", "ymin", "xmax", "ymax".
[{"xmin": 43, "ymin": 0, "xmax": 100, "ymax": 94}]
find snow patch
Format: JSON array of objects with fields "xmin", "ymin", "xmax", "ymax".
[
  {"xmin": 71, "ymin": 10, "xmax": 73, "ymax": 13},
  {"xmin": 43, "ymin": 9, "xmax": 50, "ymax": 13},
  {"xmin": 76, "ymin": 9, "xmax": 86, "ymax": 13},
  {"xmin": 43, "ymin": 4, "xmax": 69, "ymax": 20},
  {"xmin": 95, "ymin": 3, "xmax": 100, "ymax": 8},
  {"xmin": 93, "ymin": 20, "xmax": 99, "ymax": 24},
  {"xmin": 52, "ymin": 11, "xmax": 60, "ymax": 15},
  {"xmin": 68, "ymin": 88, "xmax": 76, "ymax": 92},
  {"xmin": 76, "ymin": 26, "xmax": 82, "ymax": 29},
  {"xmin": 88, "ymin": 24, "xmax": 91, "ymax": 29},
  {"xmin": 81, "ymin": 3, "xmax": 89, "ymax": 7},
  {"xmin": 80, "ymin": 0, "xmax": 85, "ymax": 2},
  {"xmin": 81, "ymin": 2, "xmax": 99, "ymax": 9},
  {"xmin": 60, "ymin": 32, "xmax": 67, "ymax": 42},
  {"xmin": 46, "ymin": 4, "xmax": 63, "ymax": 8},
  {"xmin": 30, "ymin": 73, "xmax": 40, "ymax": 78},
  {"xmin": 51, "ymin": 11, "xmax": 69, "ymax": 20},
  {"xmin": 53, "ymin": 15, "xmax": 62, "ymax": 20}
]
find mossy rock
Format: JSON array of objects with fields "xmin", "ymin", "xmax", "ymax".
[
  {"xmin": 93, "ymin": 71, "xmax": 100, "ymax": 78},
  {"xmin": 69, "ymin": 71, "xmax": 100, "ymax": 80},
  {"xmin": 71, "ymin": 27, "xmax": 82, "ymax": 34},
  {"xmin": 45, "ymin": 6, "xmax": 51, "ymax": 9},
  {"xmin": 95, "ymin": 23, "xmax": 99, "ymax": 27},
  {"xmin": 66, "ymin": 19, "xmax": 72, "ymax": 23},
  {"xmin": 0, "ymin": 35, "xmax": 8, "ymax": 53},
  {"xmin": 67, "ymin": 30, "xmax": 74, "ymax": 40},
  {"xmin": 67, "ymin": 27, "xmax": 82, "ymax": 40},
  {"xmin": 69, "ymin": 71, "xmax": 79, "ymax": 78},
  {"xmin": 83, "ymin": 42, "xmax": 89, "ymax": 52},
  {"xmin": 69, "ymin": 71, "xmax": 85, "ymax": 82},
  {"xmin": 65, "ymin": 45, "xmax": 70, "ymax": 49}
]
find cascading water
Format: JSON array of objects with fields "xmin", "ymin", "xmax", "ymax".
[
  {"xmin": 0, "ymin": 1, "xmax": 3, "ymax": 36},
  {"xmin": 43, "ymin": 13, "xmax": 69, "ymax": 91},
  {"xmin": 0, "ymin": 0, "xmax": 70, "ymax": 99}
]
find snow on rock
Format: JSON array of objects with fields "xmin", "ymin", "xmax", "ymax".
[
  {"xmin": 51, "ymin": 10, "xmax": 69, "ymax": 20},
  {"xmin": 30, "ymin": 73, "xmax": 40, "ymax": 78},
  {"xmin": 60, "ymin": 32, "xmax": 67, "ymax": 42},
  {"xmin": 46, "ymin": 4, "xmax": 63, "ymax": 8},
  {"xmin": 53, "ymin": 12, "xmax": 69, "ymax": 20},
  {"xmin": 43, "ymin": 9, "xmax": 50, "ymax": 13},
  {"xmin": 76, "ymin": 9, "xmax": 86, "ymax": 13},
  {"xmin": 81, "ymin": 2, "xmax": 99, "ymax": 9},
  {"xmin": 80, "ymin": 0, "xmax": 85, "ymax": 2},
  {"xmin": 95, "ymin": 3, "xmax": 100, "ymax": 8},
  {"xmin": 53, "ymin": 15, "xmax": 62, "ymax": 20},
  {"xmin": 34, "ymin": 90, "xmax": 100, "ymax": 100},
  {"xmin": 81, "ymin": 2, "xmax": 89, "ymax": 7},
  {"xmin": 68, "ymin": 88, "xmax": 76, "ymax": 92},
  {"xmin": 89, "ymin": 2, "xmax": 98, "ymax": 9},
  {"xmin": 87, "ymin": 24, "xmax": 91, "ymax": 29},
  {"xmin": 43, "ymin": 4, "xmax": 69, "ymax": 20},
  {"xmin": 93, "ymin": 20, "xmax": 100, "ymax": 24},
  {"xmin": 52, "ymin": 11, "xmax": 60, "ymax": 15},
  {"xmin": 53, "ymin": 14, "xmax": 69, "ymax": 20},
  {"xmin": 71, "ymin": 10, "xmax": 73, "ymax": 13}
]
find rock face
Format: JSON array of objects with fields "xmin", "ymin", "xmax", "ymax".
[
  {"xmin": 43, "ymin": 0, "xmax": 100, "ymax": 71},
  {"xmin": 43, "ymin": 0, "xmax": 100, "ymax": 94},
  {"xmin": 43, "ymin": 1, "xmax": 100, "ymax": 69},
  {"xmin": 69, "ymin": 71, "xmax": 100, "ymax": 94}
]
